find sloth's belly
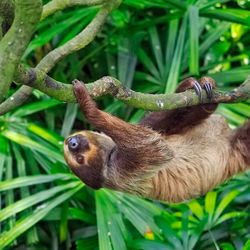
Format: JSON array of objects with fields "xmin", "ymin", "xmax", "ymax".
[{"xmin": 150, "ymin": 114, "xmax": 232, "ymax": 202}]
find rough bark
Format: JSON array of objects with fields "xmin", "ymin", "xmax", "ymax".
[{"xmin": 0, "ymin": 0, "xmax": 42, "ymax": 102}]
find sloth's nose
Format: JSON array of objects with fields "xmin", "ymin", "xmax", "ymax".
[{"xmin": 66, "ymin": 135, "xmax": 89, "ymax": 152}]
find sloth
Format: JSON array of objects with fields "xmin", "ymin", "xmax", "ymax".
[{"xmin": 64, "ymin": 78, "xmax": 250, "ymax": 203}]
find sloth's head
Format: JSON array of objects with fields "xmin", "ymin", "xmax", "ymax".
[{"xmin": 64, "ymin": 131, "xmax": 116, "ymax": 189}]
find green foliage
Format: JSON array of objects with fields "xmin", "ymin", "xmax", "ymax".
[{"xmin": 1, "ymin": 0, "xmax": 250, "ymax": 249}]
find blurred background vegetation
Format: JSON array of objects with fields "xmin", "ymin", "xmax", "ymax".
[{"xmin": 1, "ymin": 0, "xmax": 250, "ymax": 249}]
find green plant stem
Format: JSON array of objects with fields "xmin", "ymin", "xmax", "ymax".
[
  {"xmin": 0, "ymin": 0, "xmax": 42, "ymax": 102},
  {"xmin": 14, "ymin": 66, "xmax": 250, "ymax": 111},
  {"xmin": 42, "ymin": 0, "xmax": 109, "ymax": 20}
]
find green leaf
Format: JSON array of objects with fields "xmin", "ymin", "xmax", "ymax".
[
  {"xmin": 2, "ymin": 130, "xmax": 64, "ymax": 163},
  {"xmin": 12, "ymin": 99, "xmax": 61, "ymax": 117},
  {"xmin": 128, "ymin": 239, "xmax": 173, "ymax": 250},
  {"xmin": 118, "ymin": 37, "xmax": 139, "ymax": 89},
  {"xmin": 199, "ymin": 22, "xmax": 230, "ymax": 56},
  {"xmin": 95, "ymin": 190, "xmax": 112, "ymax": 250},
  {"xmin": 68, "ymin": 207, "xmax": 96, "ymax": 224},
  {"xmin": 165, "ymin": 19, "xmax": 179, "ymax": 78},
  {"xmin": 187, "ymin": 200, "xmax": 204, "ymax": 220},
  {"xmin": 188, "ymin": 217, "xmax": 207, "ymax": 250},
  {"xmin": 108, "ymin": 214, "xmax": 127, "ymax": 250},
  {"xmin": 165, "ymin": 14, "xmax": 187, "ymax": 93},
  {"xmin": 58, "ymin": 9, "xmax": 97, "ymax": 46},
  {"xmin": 210, "ymin": 66, "xmax": 250, "ymax": 85},
  {"xmin": 205, "ymin": 191, "xmax": 217, "ymax": 215},
  {"xmin": 0, "ymin": 184, "xmax": 82, "ymax": 248},
  {"xmin": 199, "ymin": 0, "xmax": 231, "ymax": 10},
  {"xmin": 27, "ymin": 123, "xmax": 63, "ymax": 147},
  {"xmin": 155, "ymin": 216, "xmax": 182, "ymax": 249},
  {"xmin": 204, "ymin": 191, "xmax": 217, "ymax": 227},
  {"xmin": 189, "ymin": 5, "xmax": 199, "ymax": 75},
  {"xmin": 0, "ymin": 174, "xmax": 72, "ymax": 191},
  {"xmin": 61, "ymin": 103, "xmax": 78, "ymax": 137},
  {"xmin": 215, "ymin": 211, "xmax": 247, "ymax": 225},
  {"xmin": 76, "ymin": 236, "xmax": 98, "ymax": 250},
  {"xmin": 218, "ymin": 105, "xmax": 246, "ymax": 126},
  {"xmin": 0, "ymin": 182, "xmax": 79, "ymax": 222},
  {"xmin": 25, "ymin": 8, "xmax": 96, "ymax": 56},
  {"xmin": 12, "ymin": 143, "xmax": 39, "ymax": 244},
  {"xmin": 137, "ymin": 48, "xmax": 161, "ymax": 81},
  {"xmin": 201, "ymin": 8, "xmax": 250, "ymax": 26},
  {"xmin": 243, "ymin": 239, "xmax": 250, "ymax": 250},
  {"xmin": 5, "ymin": 151, "xmax": 15, "ymax": 232},
  {"xmin": 213, "ymin": 190, "xmax": 240, "ymax": 222},
  {"xmin": 59, "ymin": 202, "xmax": 69, "ymax": 242},
  {"xmin": 227, "ymin": 103, "xmax": 250, "ymax": 118},
  {"xmin": 149, "ymin": 26, "xmax": 164, "ymax": 79},
  {"xmin": 0, "ymin": 134, "xmax": 9, "ymax": 156}
]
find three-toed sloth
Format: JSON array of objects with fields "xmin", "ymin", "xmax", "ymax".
[{"xmin": 64, "ymin": 77, "xmax": 250, "ymax": 203}]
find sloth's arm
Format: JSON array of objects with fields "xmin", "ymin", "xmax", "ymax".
[
  {"xmin": 140, "ymin": 77, "xmax": 218, "ymax": 135},
  {"xmin": 73, "ymin": 80, "xmax": 172, "ymax": 166}
]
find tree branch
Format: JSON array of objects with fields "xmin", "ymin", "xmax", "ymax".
[
  {"xmin": 0, "ymin": 0, "xmax": 14, "ymax": 37},
  {"xmin": 0, "ymin": 86, "xmax": 33, "ymax": 116},
  {"xmin": 0, "ymin": 0, "xmax": 121, "ymax": 115},
  {"xmin": 42, "ymin": 0, "xmax": 109, "ymax": 20},
  {"xmin": 14, "ymin": 66, "xmax": 250, "ymax": 111},
  {"xmin": 37, "ymin": 0, "xmax": 122, "ymax": 72},
  {"xmin": 0, "ymin": 0, "xmax": 42, "ymax": 102}
]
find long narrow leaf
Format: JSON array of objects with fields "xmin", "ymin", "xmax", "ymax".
[
  {"xmin": 0, "ymin": 174, "xmax": 73, "ymax": 191},
  {"xmin": 201, "ymin": 8, "xmax": 250, "ymax": 26},
  {"xmin": 0, "ymin": 182, "xmax": 80, "ymax": 221},
  {"xmin": 165, "ymin": 14, "xmax": 187, "ymax": 93},
  {"xmin": 0, "ymin": 184, "xmax": 82, "ymax": 248},
  {"xmin": 189, "ymin": 5, "xmax": 199, "ymax": 75}
]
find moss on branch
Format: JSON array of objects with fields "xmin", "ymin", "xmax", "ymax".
[
  {"xmin": 0, "ymin": 0, "xmax": 14, "ymax": 36},
  {"xmin": 0, "ymin": 0, "xmax": 121, "ymax": 115},
  {"xmin": 0, "ymin": 86, "xmax": 33, "ymax": 115},
  {"xmin": 14, "ymin": 66, "xmax": 250, "ymax": 111},
  {"xmin": 1, "ymin": 0, "xmax": 249, "ymax": 115},
  {"xmin": 0, "ymin": 0, "xmax": 42, "ymax": 102}
]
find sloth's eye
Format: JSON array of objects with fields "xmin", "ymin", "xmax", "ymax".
[
  {"xmin": 66, "ymin": 135, "xmax": 90, "ymax": 153},
  {"xmin": 67, "ymin": 137, "xmax": 80, "ymax": 152}
]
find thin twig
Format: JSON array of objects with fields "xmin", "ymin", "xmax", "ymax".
[
  {"xmin": 0, "ymin": 86, "xmax": 33, "ymax": 115},
  {"xmin": 42, "ymin": 0, "xmax": 109, "ymax": 20},
  {"xmin": 37, "ymin": 1, "xmax": 121, "ymax": 72}
]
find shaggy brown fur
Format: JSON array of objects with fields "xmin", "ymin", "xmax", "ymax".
[{"xmin": 64, "ymin": 78, "xmax": 250, "ymax": 203}]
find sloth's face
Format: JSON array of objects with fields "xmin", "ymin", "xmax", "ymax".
[{"xmin": 64, "ymin": 131, "xmax": 116, "ymax": 189}]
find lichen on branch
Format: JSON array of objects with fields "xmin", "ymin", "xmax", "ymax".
[
  {"xmin": 0, "ymin": 0, "xmax": 42, "ymax": 102},
  {"xmin": 14, "ymin": 66, "xmax": 250, "ymax": 111},
  {"xmin": 1, "ymin": 0, "xmax": 249, "ymax": 115},
  {"xmin": 0, "ymin": 0, "xmax": 121, "ymax": 115},
  {"xmin": 0, "ymin": 0, "xmax": 14, "ymax": 37}
]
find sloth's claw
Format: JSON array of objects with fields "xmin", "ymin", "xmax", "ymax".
[
  {"xmin": 203, "ymin": 82, "xmax": 213, "ymax": 99},
  {"xmin": 193, "ymin": 80, "xmax": 203, "ymax": 101},
  {"xmin": 177, "ymin": 76, "xmax": 216, "ymax": 102}
]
